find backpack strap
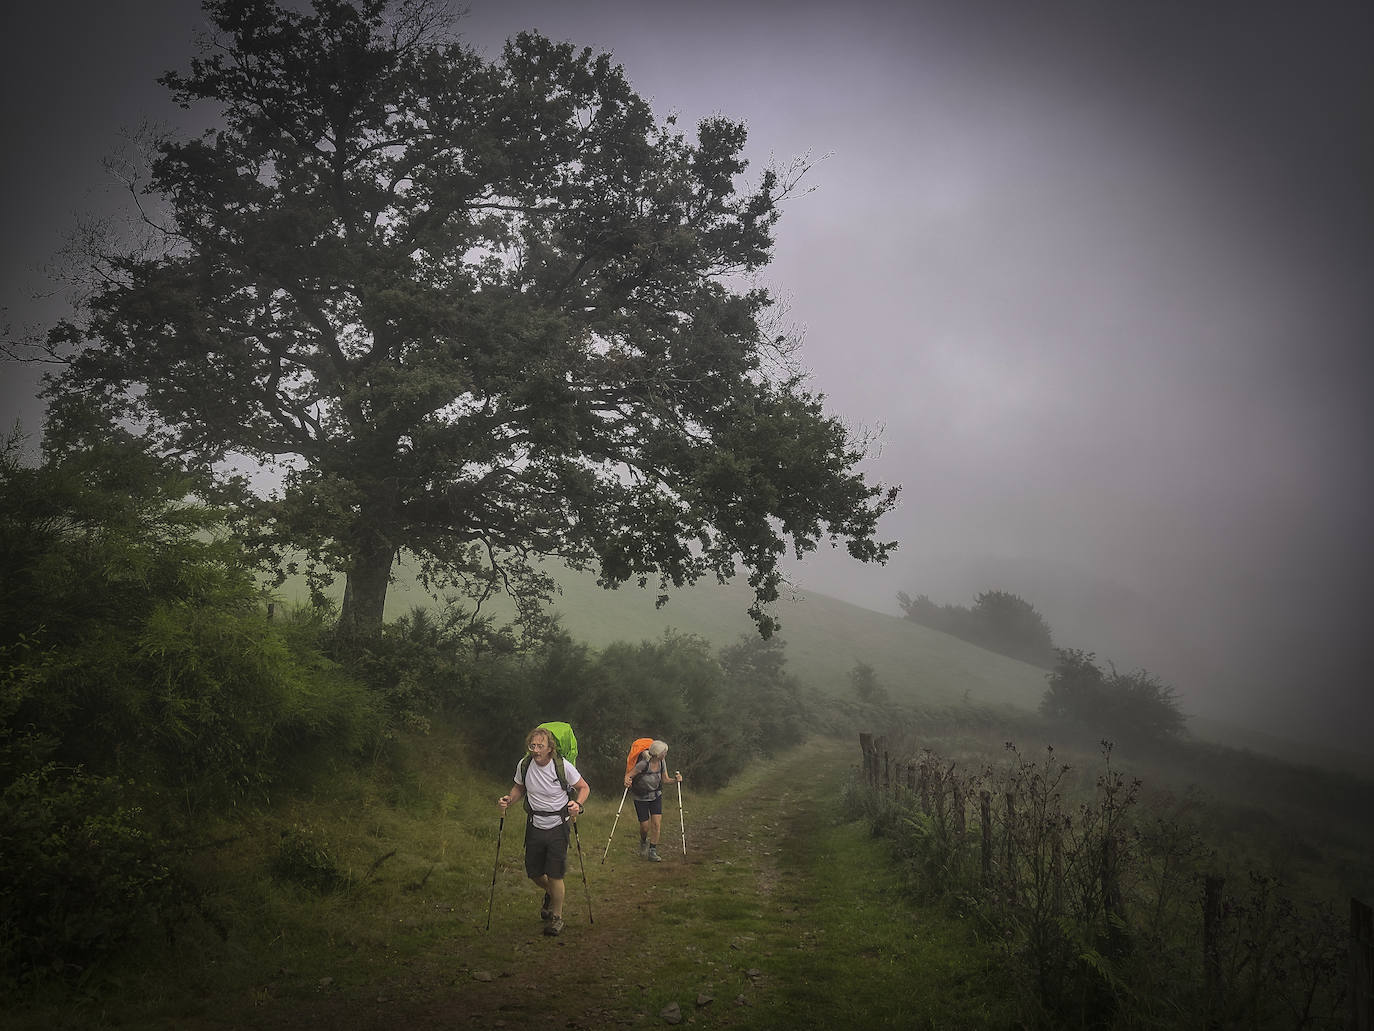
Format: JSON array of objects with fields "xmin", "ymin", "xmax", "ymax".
[
  {"xmin": 553, "ymin": 753, "xmax": 569, "ymax": 793},
  {"xmin": 630, "ymin": 757, "xmax": 662, "ymax": 794},
  {"xmin": 519, "ymin": 751, "xmax": 573, "ymax": 823}
]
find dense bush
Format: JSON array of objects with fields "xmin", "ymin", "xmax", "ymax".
[
  {"xmin": 0, "ymin": 766, "xmax": 182, "ymax": 982},
  {"xmin": 718, "ymin": 634, "xmax": 808, "ymax": 758},
  {"xmin": 547, "ymin": 631, "xmax": 810, "ymax": 789},
  {"xmin": 271, "ymin": 824, "xmax": 351, "ymax": 894},
  {"xmin": 0, "ymin": 433, "xmax": 379, "ymax": 807},
  {"xmin": 448, "ymin": 631, "xmax": 603, "ymax": 778},
  {"xmin": 1040, "ymin": 648, "xmax": 1186, "ymax": 746},
  {"xmin": 345, "ymin": 602, "xmax": 516, "ymax": 736},
  {"xmin": 572, "ymin": 631, "xmax": 721, "ymax": 783},
  {"xmin": 368, "ymin": 613, "xmax": 811, "ymax": 792},
  {"xmin": 1, "ymin": 432, "xmax": 376, "ymax": 979}
]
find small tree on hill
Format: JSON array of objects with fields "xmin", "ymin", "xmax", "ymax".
[
  {"xmin": 848, "ymin": 661, "xmax": 887, "ymax": 703},
  {"xmin": 37, "ymin": 0, "xmax": 898, "ymax": 640}
]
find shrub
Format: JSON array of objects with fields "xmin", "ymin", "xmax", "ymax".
[
  {"xmin": 719, "ymin": 634, "xmax": 808, "ymax": 759},
  {"xmin": 448, "ymin": 627, "xmax": 809, "ymax": 791},
  {"xmin": 270, "ymin": 824, "xmax": 351, "ymax": 894},
  {"xmin": 344, "ymin": 602, "xmax": 525, "ymax": 726},
  {"xmin": 1040, "ymin": 649, "xmax": 1186, "ymax": 746},
  {"xmin": 0, "ymin": 766, "xmax": 184, "ymax": 981},
  {"xmin": 0, "ymin": 434, "xmax": 379, "ymax": 810},
  {"xmin": 848, "ymin": 661, "xmax": 888, "ymax": 704}
]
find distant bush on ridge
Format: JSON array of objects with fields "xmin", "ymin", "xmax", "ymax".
[{"xmin": 898, "ymin": 588, "xmax": 1056, "ymax": 667}]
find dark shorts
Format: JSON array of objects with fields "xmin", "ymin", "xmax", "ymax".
[
  {"xmin": 524, "ymin": 821, "xmax": 570, "ymax": 880},
  {"xmin": 633, "ymin": 795, "xmax": 663, "ymax": 822}
]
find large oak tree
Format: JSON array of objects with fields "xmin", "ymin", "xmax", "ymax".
[{"xmin": 44, "ymin": 0, "xmax": 899, "ymax": 637}]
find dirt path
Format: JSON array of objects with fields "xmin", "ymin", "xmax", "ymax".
[{"xmin": 212, "ymin": 738, "xmax": 856, "ymax": 1030}]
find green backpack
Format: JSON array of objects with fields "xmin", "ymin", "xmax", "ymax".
[
  {"xmin": 517, "ymin": 721, "xmax": 579, "ymax": 820},
  {"xmin": 536, "ymin": 721, "xmax": 578, "ymax": 765}
]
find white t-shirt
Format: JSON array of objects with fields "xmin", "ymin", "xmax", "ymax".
[{"xmin": 514, "ymin": 756, "xmax": 581, "ymax": 830}]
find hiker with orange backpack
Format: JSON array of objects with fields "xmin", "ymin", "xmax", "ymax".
[
  {"xmin": 498, "ymin": 725, "xmax": 590, "ymax": 936},
  {"xmin": 624, "ymin": 739, "xmax": 682, "ymax": 862}
]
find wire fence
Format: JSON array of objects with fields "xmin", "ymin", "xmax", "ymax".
[{"xmin": 857, "ymin": 732, "xmax": 1371, "ymax": 1030}]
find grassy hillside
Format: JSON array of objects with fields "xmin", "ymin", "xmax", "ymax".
[
  {"xmin": 276, "ymin": 557, "xmax": 1374, "ymax": 776},
  {"xmin": 561, "ymin": 574, "xmax": 1051, "ymax": 709},
  {"xmin": 279, "ymin": 558, "xmax": 1051, "ymax": 714}
]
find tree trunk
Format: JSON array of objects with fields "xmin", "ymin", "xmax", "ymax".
[{"xmin": 337, "ymin": 540, "xmax": 393, "ymax": 639}]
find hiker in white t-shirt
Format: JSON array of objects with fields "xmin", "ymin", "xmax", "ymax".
[{"xmin": 498, "ymin": 726, "xmax": 590, "ymax": 936}]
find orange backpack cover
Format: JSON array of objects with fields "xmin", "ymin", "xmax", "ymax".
[{"xmin": 625, "ymin": 737, "xmax": 655, "ymax": 777}]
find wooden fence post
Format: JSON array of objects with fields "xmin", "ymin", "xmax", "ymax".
[
  {"xmin": 1353, "ymin": 896, "xmax": 1373, "ymax": 1031},
  {"xmin": 918, "ymin": 757, "xmax": 931, "ymax": 815},
  {"xmin": 879, "ymin": 737, "xmax": 890, "ymax": 797},
  {"xmin": 858, "ymin": 733, "xmax": 875, "ymax": 787},
  {"xmin": 1203, "ymin": 874, "xmax": 1224, "ymax": 1031}
]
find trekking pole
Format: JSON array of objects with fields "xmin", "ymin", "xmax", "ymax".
[
  {"xmin": 485, "ymin": 815, "xmax": 504, "ymax": 931},
  {"xmin": 676, "ymin": 772, "xmax": 686, "ymax": 855},
  {"xmin": 601, "ymin": 786, "xmax": 629, "ymax": 864},
  {"xmin": 571, "ymin": 816, "xmax": 594, "ymax": 925}
]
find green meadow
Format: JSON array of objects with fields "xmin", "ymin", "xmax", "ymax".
[{"xmin": 7, "ymin": 561, "xmax": 1371, "ymax": 1029}]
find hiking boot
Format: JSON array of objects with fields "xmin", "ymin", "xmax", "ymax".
[
  {"xmin": 639, "ymin": 840, "xmax": 650, "ymax": 857},
  {"xmin": 543, "ymin": 915, "xmax": 564, "ymax": 936},
  {"xmin": 647, "ymin": 845, "xmax": 662, "ymax": 862},
  {"xmin": 540, "ymin": 892, "xmax": 552, "ymax": 921}
]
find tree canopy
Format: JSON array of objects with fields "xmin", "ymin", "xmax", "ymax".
[
  {"xmin": 40, "ymin": 0, "xmax": 898, "ymax": 637},
  {"xmin": 898, "ymin": 588, "xmax": 1055, "ymax": 667},
  {"xmin": 1039, "ymin": 648, "xmax": 1187, "ymax": 745}
]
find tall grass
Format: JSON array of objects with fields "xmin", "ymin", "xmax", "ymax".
[{"xmin": 855, "ymin": 725, "xmax": 1366, "ymax": 1029}]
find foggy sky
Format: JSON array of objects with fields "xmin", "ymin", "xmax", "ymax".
[{"xmin": 3, "ymin": 0, "xmax": 1371, "ymax": 747}]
